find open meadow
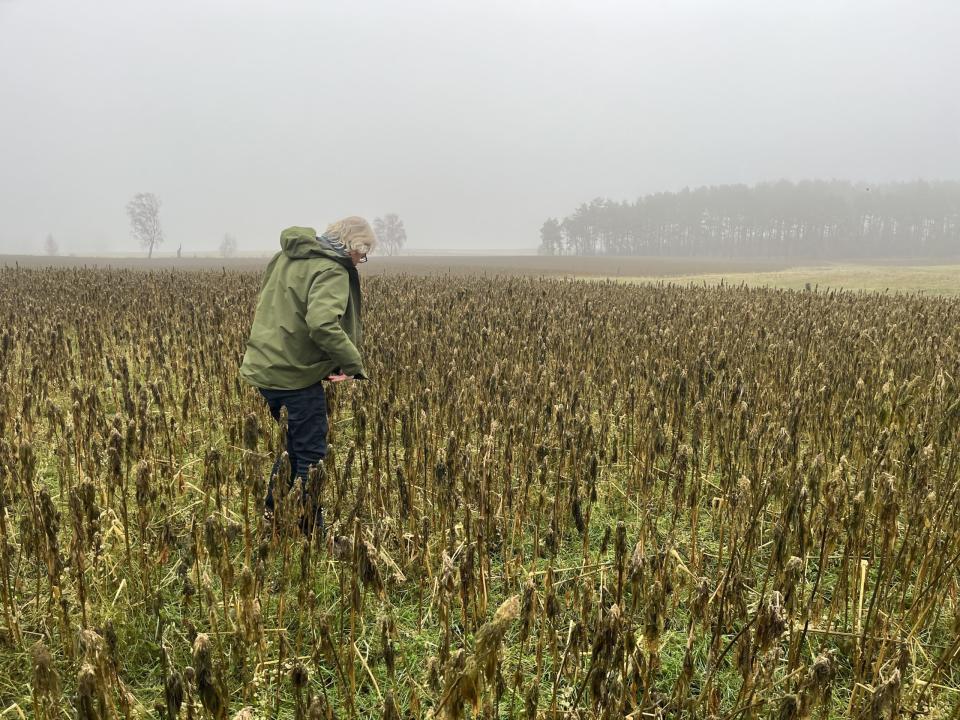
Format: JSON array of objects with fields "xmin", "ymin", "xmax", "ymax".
[
  {"xmin": 623, "ymin": 264, "xmax": 960, "ymax": 298},
  {"xmin": 1, "ymin": 260, "xmax": 959, "ymax": 719}
]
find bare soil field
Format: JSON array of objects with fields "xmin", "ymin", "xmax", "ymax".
[
  {"xmin": 5, "ymin": 254, "xmax": 958, "ymax": 294},
  {"xmin": 0, "ymin": 253, "xmax": 794, "ymax": 276}
]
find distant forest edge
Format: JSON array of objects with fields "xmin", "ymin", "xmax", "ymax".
[{"xmin": 538, "ymin": 180, "xmax": 960, "ymax": 258}]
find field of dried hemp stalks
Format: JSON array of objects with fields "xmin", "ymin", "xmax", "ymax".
[{"xmin": 1, "ymin": 265, "xmax": 958, "ymax": 719}]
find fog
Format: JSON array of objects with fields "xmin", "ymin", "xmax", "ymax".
[{"xmin": 1, "ymin": 0, "xmax": 957, "ymax": 256}]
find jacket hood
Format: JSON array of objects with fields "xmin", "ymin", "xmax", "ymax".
[{"xmin": 280, "ymin": 226, "xmax": 345, "ymax": 261}]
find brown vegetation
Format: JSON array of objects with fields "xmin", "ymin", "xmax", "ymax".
[{"xmin": 0, "ymin": 266, "xmax": 958, "ymax": 718}]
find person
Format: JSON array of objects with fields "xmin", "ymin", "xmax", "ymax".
[{"xmin": 240, "ymin": 217, "xmax": 375, "ymax": 534}]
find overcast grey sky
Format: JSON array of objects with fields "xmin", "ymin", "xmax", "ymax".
[{"xmin": 1, "ymin": 0, "xmax": 957, "ymax": 255}]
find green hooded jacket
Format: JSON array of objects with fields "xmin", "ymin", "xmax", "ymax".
[{"xmin": 240, "ymin": 226, "xmax": 366, "ymax": 390}]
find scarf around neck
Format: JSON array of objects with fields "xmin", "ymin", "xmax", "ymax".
[{"xmin": 316, "ymin": 233, "xmax": 350, "ymax": 258}]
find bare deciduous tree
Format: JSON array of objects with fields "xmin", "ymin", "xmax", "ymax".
[
  {"xmin": 220, "ymin": 233, "xmax": 238, "ymax": 258},
  {"xmin": 373, "ymin": 213, "xmax": 407, "ymax": 256},
  {"xmin": 44, "ymin": 233, "xmax": 59, "ymax": 256},
  {"xmin": 126, "ymin": 193, "xmax": 163, "ymax": 258}
]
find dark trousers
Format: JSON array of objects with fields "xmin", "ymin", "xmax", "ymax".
[{"xmin": 260, "ymin": 382, "xmax": 329, "ymax": 532}]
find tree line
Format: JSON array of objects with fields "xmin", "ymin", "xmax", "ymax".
[{"xmin": 539, "ymin": 180, "xmax": 960, "ymax": 258}]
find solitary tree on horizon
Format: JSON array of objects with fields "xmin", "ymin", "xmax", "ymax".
[
  {"xmin": 126, "ymin": 192, "xmax": 163, "ymax": 258},
  {"xmin": 44, "ymin": 233, "xmax": 59, "ymax": 256},
  {"xmin": 373, "ymin": 213, "xmax": 407, "ymax": 255},
  {"xmin": 220, "ymin": 233, "xmax": 238, "ymax": 258}
]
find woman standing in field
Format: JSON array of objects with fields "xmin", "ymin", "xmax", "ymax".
[{"xmin": 240, "ymin": 217, "xmax": 376, "ymax": 534}]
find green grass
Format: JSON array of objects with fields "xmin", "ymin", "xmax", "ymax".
[{"xmin": 7, "ymin": 420, "xmax": 953, "ymax": 718}]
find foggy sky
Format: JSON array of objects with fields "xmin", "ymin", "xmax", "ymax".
[{"xmin": 1, "ymin": 0, "xmax": 958, "ymax": 255}]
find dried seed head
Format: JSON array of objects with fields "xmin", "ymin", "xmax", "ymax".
[
  {"xmin": 614, "ymin": 521, "xmax": 627, "ymax": 564},
  {"xmin": 330, "ymin": 534, "xmax": 354, "ymax": 563},
  {"xmin": 383, "ymin": 691, "xmax": 401, "ymax": 720},
  {"xmin": 519, "ymin": 575, "xmax": 537, "ymax": 643},
  {"xmin": 644, "ymin": 581, "xmax": 667, "ymax": 648},
  {"xmin": 869, "ymin": 666, "xmax": 902, "ymax": 720},
  {"xmin": 242, "ymin": 412, "xmax": 259, "ymax": 451},
  {"xmin": 102, "ymin": 620, "xmax": 118, "ymax": 666},
  {"xmin": 135, "ymin": 460, "xmax": 152, "ymax": 510},
  {"xmin": 308, "ymin": 694, "xmax": 329, "ymax": 720},
  {"xmin": 782, "ymin": 555, "xmax": 804, "ymax": 603},
  {"xmin": 427, "ymin": 656, "xmax": 442, "ymax": 695},
  {"xmin": 877, "ymin": 472, "xmax": 899, "ymax": 542},
  {"xmin": 921, "ymin": 490, "xmax": 937, "ymax": 527},
  {"xmin": 571, "ymin": 496, "xmax": 585, "ymax": 534},
  {"xmin": 689, "ymin": 576, "xmax": 711, "ymax": 625},
  {"xmin": 78, "ymin": 628, "xmax": 105, "ymax": 666},
  {"xmin": 408, "ymin": 676, "xmax": 422, "ymax": 718},
  {"xmin": 628, "ymin": 540, "xmax": 645, "ymax": 587},
  {"xmin": 802, "ymin": 651, "xmax": 836, "ymax": 708},
  {"xmin": 31, "ymin": 641, "xmax": 61, "ymax": 699},
  {"xmin": 777, "ymin": 693, "xmax": 801, "ymax": 720},
  {"xmin": 108, "ymin": 429, "xmax": 123, "ymax": 479},
  {"xmin": 459, "ymin": 544, "xmax": 476, "ymax": 596},
  {"xmin": 289, "ymin": 661, "xmax": 309, "ymax": 690},
  {"xmin": 358, "ymin": 540, "xmax": 384, "ymax": 594},
  {"xmin": 380, "ymin": 614, "xmax": 397, "ymax": 679},
  {"xmin": 599, "ymin": 525, "xmax": 612, "ymax": 555},
  {"xmin": 475, "ymin": 595, "xmax": 520, "ymax": 682},
  {"xmin": 755, "ymin": 592, "xmax": 788, "ymax": 653},
  {"xmin": 203, "ymin": 515, "xmax": 221, "ymax": 557},
  {"xmin": 76, "ymin": 662, "xmax": 106, "ymax": 720},
  {"xmin": 192, "ymin": 633, "xmax": 225, "ymax": 719},
  {"xmin": 439, "ymin": 648, "xmax": 477, "ymax": 719},
  {"xmin": 164, "ymin": 668, "xmax": 184, "ymax": 718},
  {"xmin": 440, "ymin": 551, "xmax": 456, "ymax": 593},
  {"xmin": 735, "ymin": 631, "xmax": 753, "ymax": 679}
]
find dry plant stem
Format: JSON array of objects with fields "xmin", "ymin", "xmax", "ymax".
[
  {"xmin": 348, "ymin": 521, "xmax": 360, "ymax": 717},
  {"xmin": 789, "ymin": 525, "xmax": 829, "ymax": 672},
  {"xmin": 915, "ymin": 633, "xmax": 960, "ymax": 712},
  {"xmin": 0, "ymin": 511, "xmax": 21, "ymax": 645}
]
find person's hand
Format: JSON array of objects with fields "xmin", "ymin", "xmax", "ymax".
[{"xmin": 326, "ymin": 373, "xmax": 350, "ymax": 383}]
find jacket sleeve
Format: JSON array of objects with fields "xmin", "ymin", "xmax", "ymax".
[{"xmin": 305, "ymin": 267, "xmax": 365, "ymax": 377}]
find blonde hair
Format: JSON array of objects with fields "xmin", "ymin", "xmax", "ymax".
[{"xmin": 322, "ymin": 216, "xmax": 377, "ymax": 255}]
